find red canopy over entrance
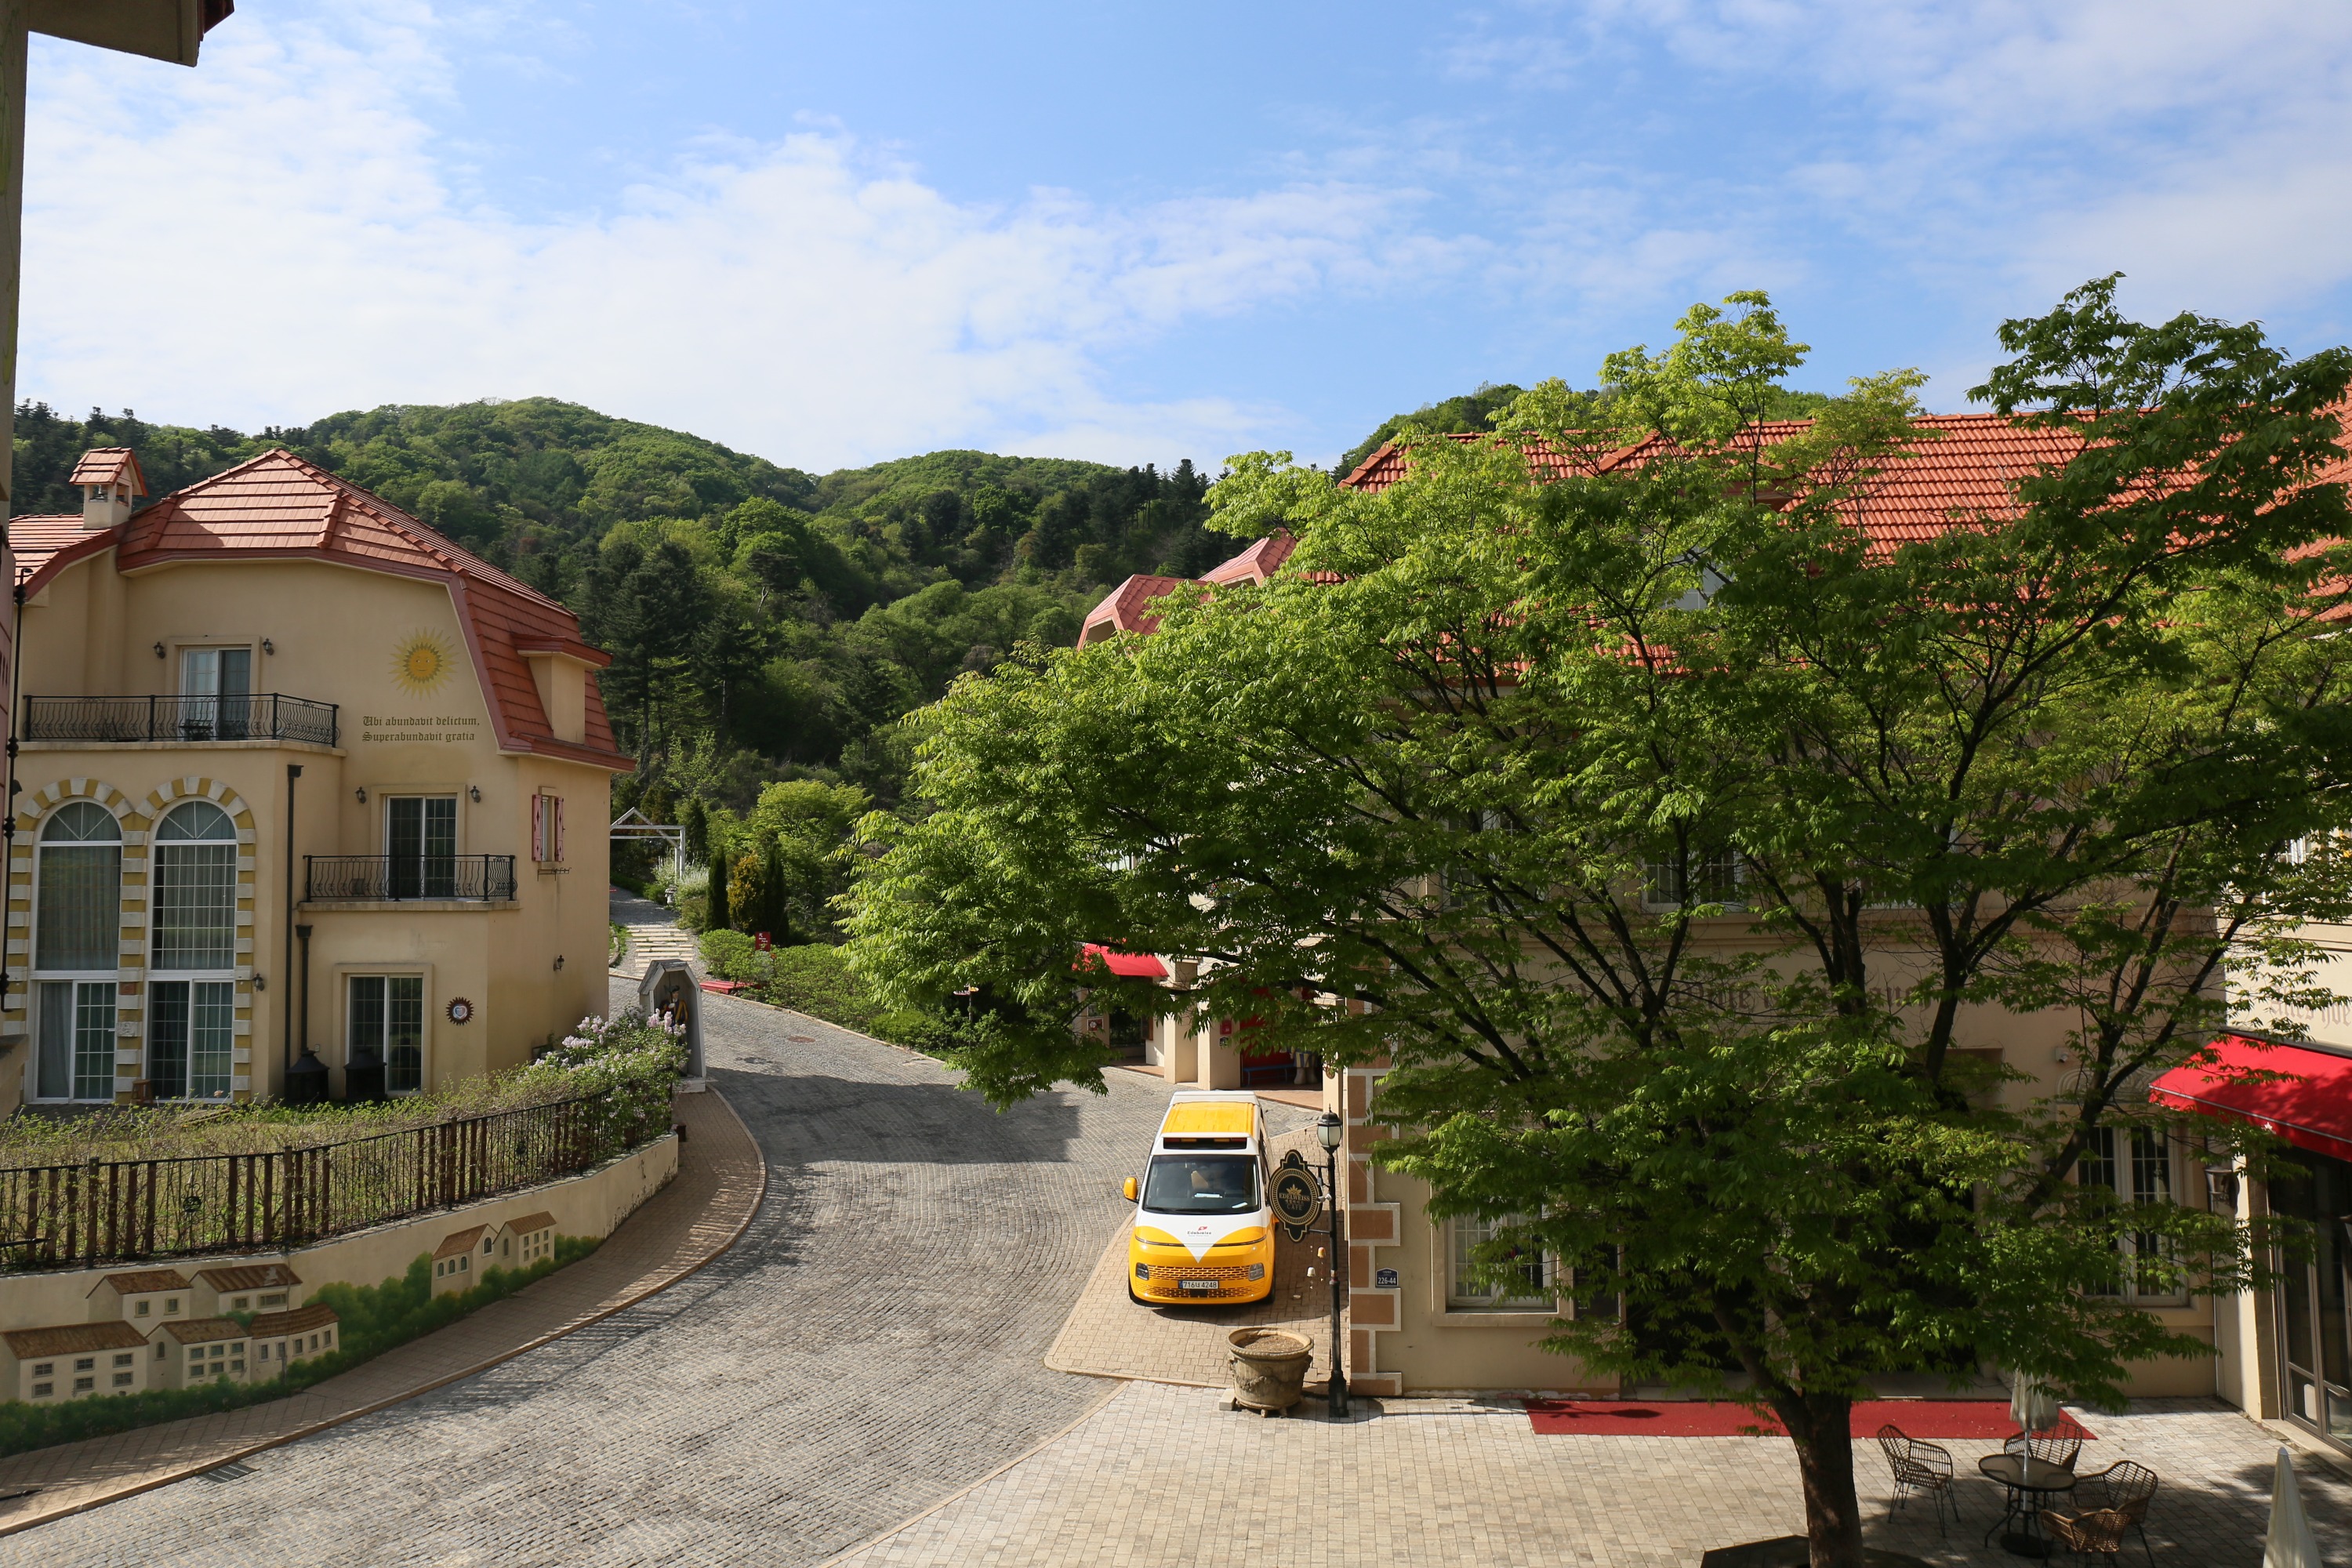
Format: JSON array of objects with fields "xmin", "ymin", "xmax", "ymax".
[
  {"xmin": 1076, "ymin": 943, "xmax": 1167, "ymax": 980},
  {"xmin": 2147, "ymin": 1035, "xmax": 2352, "ymax": 1163}
]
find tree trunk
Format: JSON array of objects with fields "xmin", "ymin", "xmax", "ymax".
[{"xmin": 1774, "ymin": 1389, "xmax": 1864, "ymax": 1568}]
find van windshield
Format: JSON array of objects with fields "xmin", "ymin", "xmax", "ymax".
[{"xmin": 1143, "ymin": 1154, "xmax": 1260, "ymax": 1214}]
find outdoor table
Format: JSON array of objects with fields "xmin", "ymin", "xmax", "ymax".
[{"xmin": 1978, "ymin": 1453, "xmax": 2079, "ymax": 1559}]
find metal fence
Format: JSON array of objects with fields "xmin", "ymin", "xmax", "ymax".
[
  {"xmin": 23, "ymin": 693, "xmax": 340, "ymax": 747},
  {"xmin": 0, "ymin": 1094, "xmax": 625, "ymax": 1271},
  {"xmin": 306, "ymin": 855, "xmax": 518, "ymax": 902}
]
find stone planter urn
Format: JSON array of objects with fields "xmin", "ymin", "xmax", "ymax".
[{"xmin": 1227, "ymin": 1328, "xmax": 1313, "ymax": 1412}]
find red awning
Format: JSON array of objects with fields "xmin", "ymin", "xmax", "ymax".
[
  {"xmin": 1076, "ymin": 943, "xmax": 1167, "ymax": 980},
  {"xmin": 2148, "ymin": 1035, "xmax": 2352, "ymax": 1163}
]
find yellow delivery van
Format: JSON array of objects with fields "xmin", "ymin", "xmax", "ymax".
[{"xmin": 1123, "ymin": 1091, "xmax": 1275, "ymax": 1305}]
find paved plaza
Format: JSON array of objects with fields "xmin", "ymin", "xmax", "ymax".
[
  {"xmin": 3, "ymin": 924, "xmax": 2346, "ymax": 1566},
  {"xmin": 835, "ymin": 1382, "xmax": 2350, "ymax": 1568}
]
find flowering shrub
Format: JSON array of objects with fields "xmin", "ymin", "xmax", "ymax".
[{"xmin": 519, "ymin": 1009, "xmax": 688, "ymax": 1154}]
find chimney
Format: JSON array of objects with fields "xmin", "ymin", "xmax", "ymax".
[{"xmin": 69, "ymin": 448, "xmax": 147, "ymax": 531}]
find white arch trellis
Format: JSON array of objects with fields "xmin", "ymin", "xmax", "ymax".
[{"xmin": 608, "ymin": 808, "xmax": 685, "ymax": 885}]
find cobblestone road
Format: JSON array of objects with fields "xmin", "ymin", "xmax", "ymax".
[{"xmin": 5, "ymin": 985, "xmax": 1185, "ymax": 1568}]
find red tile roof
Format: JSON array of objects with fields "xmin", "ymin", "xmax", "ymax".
[
  {"xmin": 67, "ymin": 448, "xmax": 145, "ymax": 494},
  {"xmin": 434, "ymin": 1224, "xmax": 491, "ymax": 1261},
  {"xmin": 4, "ymin": 1320, "xmax": 148, "ymax": 1357},
  {"xmin": 249, "ymin": 1303, "xmax": 339, "ymax": 1338},
  {"xmin": 1201, "ymin": 535, "xmax": 1297, "ymax": 586},
  {"xmin": 90, "ymin": 1269, "xmax": 192, "ymax": 1296},
  {"xmin": 195, "ymin": 1263, "xmax": 302, "ymax": 1292},
  {"xmin": 507, "ymin": 1211, "xmax": 557, "ymax": 1236},
  {"xmin": 1337, "ymin": 413, "xmax": 2220, "ymax": 552},
  {"xmin": 13, "ymin": 450, "xmax": 630, "ymax": 771},
  {"xmin": 158, "ymin": 1316, "xmax": 249, "ymax": 1345},
  {"xmin": 1080, "ymin": 573, "xmax": 1196, "ymax": 645}
]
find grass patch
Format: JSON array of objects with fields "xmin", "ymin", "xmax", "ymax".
[{"xmin": 0, "ymin": 1236, "xmax": 600, "ymax": 1459}]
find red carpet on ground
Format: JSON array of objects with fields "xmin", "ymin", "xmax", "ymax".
[{"xmin": 1524, "ymin": 1400, "xmax": 2095, "ymax": 1440}]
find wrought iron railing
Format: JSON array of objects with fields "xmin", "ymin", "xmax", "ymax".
[
  {"xmin": 0, "ymin": 1093, "xmax": 648, "ymax": 1271},
  {"xmin": 306, "ymin": 855, "xmax": 517, "ymax": 902},
  {"xmin": 23, "ymin": 693, "xmax": 339, "ymax": 747}
]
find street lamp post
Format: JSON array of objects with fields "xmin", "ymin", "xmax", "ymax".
[{"xmin": 1316, "ymin": 1110, "xmax": 1349, "ymax": 1419}]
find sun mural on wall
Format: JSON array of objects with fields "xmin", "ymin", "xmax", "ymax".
[{"xmin": 390, "ymin": 630, "xmax": 456, "ymax": 696}]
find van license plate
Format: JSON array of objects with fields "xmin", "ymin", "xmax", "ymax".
[{"xmin": 1181, "ymin": 1279, "xmax": 1218, "ymax": 1293}]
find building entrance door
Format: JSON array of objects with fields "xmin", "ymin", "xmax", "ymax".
[{"xmin": 2274, "ymin": 1148, "xmax": 2352, "ymax": 1450}]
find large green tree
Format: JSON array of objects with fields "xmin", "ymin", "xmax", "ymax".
[{"xmin": 850, "ymin": 282, "xmax": 2352, "ymax": 1566}]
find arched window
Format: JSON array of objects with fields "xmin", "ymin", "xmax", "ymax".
[
  {"xmin": 34, "ymin": 802, "xmax": 121, "ymax": 1102},
  {"xmin": 150, "ymin": 800, "xmax": 238, "ymax": 1101}
]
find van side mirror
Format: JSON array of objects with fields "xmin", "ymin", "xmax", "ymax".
[{"xmin": 1122, "ymin": 1176, "xmax": 1138, "ymax": 1203}]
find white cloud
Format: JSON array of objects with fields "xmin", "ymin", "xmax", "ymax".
[
  {"xmin": 1438, "ymin": 1, "xmax": 2352, "ymax": 394},
  {"xmin": 16, "ymin": 5, "xmax": 1451, "ymax": 470}
]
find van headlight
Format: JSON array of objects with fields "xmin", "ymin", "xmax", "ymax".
[
  {"xmin": 1247, "ymin": 1264, "xmax": 1265, "ymax": 1281},
  {"xmin": 1135, "ymin": 1263, "xmax": 1150, "ymax": 1279}
]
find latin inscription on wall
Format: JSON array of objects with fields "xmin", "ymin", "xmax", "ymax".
[{"xmin": 361, "ymin": 716, "xmax": 480, "ymax": 745}]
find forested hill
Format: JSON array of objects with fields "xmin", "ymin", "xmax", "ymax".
[{"xmin": 7, "ymin": 397, "xmax": 1236, "ymax": 809}]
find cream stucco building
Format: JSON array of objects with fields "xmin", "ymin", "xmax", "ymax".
[{"xmin": 4, "ymin": 446, "xmax": 630, "ymax": 1108}]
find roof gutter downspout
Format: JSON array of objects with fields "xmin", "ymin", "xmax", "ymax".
[
  {"xmin": 281, "ymin": 762, "xmax": 300, "ymax": 1088},
  {"xmin": 1, "ymin": 571, "xmax": 20, "ymax": 1034}
]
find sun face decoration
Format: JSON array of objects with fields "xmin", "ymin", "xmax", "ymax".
[{"xmin": 390, "ymin": 630, "xmax": 455, "ymax": 695}]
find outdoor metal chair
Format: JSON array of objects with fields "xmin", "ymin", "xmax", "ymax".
[
  {"xmin": 1875, "ymin": 1423, "xmax": 1962, "ymax": 1535},
  {"xmin": 2038, "ymin": 1506, "xmax": 2136, "ymax": 1563},
  {"xmin": 2006, "ymin": 1425, "xmax": 2084, "ymax": 1471},
  {"xmin": 2056, "ymin": 1460, "xmax": 2158, "ymax": 1568}
]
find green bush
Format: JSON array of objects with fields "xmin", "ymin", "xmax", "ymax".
[
  {"xmin": 0, "ymin": 1236, "xmax": 598, "ymax": 1458},
  {"xmin": 699, "ymin": 927, "xmax": 760, "ymax": 981},
  {"xmin": 0, "ymin": 1010, "xmax": 685, "ymax": 1170}
]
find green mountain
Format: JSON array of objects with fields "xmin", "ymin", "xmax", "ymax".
[{"xmin": 7, "ymin": 397, "xmax": 1229, "ymax": 812}]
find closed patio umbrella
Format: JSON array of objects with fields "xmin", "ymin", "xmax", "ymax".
[
  {"xmin": 2265, "ymin": 1446, "xmax": 2320, "ymax": 1568},
  {"xmin": 2009, "ymin": 1369, "xmax": 2061, "ymax": 1433}
]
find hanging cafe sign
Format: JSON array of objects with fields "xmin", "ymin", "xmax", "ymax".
[{"xmin": 1271, "ymin": 1150, "xmax": 1324, "ymax": 1241}]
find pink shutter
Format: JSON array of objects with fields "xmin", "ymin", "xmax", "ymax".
[
  {"xmin": 531, "ymin": 795, "xmax": 547, "ymax": 862},
  {"xmin": 554, "ymin": 797, "xmax": 566, "ymax": 862}
]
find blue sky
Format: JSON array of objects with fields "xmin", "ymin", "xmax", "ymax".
[{"xmin": 18, "ymin": 2, "xmax": 2352, "ymax": 474}]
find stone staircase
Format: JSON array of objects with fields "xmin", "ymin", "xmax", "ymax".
[{"xmin": 609, "ymin": 888, "xmax": 700, "ymax": 978}]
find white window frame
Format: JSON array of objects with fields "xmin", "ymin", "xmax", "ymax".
[
  {"xmin": 2080, "ymin": 1124, "xmax": 2187, "ymax": 1305},
  {"xmin": 1446, "ymin": 1214, "xmax": 1556, "ymax": 1311},
  {"xmin": 31, "ymin": 801, "xmax": 123, "ymax": 1105},
  {"xmin": 147, "ymin": 800, "xmax": 240, "ymax": 1103}
]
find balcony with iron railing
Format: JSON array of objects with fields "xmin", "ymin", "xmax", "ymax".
[
  {"xmin": 305, "ymin": 855, "xmax": 518, "ymax": 904},
  {"xmin": 23, "ymin": 693, "xmax": 339, "ymax": 747}
]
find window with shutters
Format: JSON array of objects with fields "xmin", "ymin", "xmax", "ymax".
[{"xmin": 532, "ymin": 793, "xmax": 566, "ymax": 864}]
